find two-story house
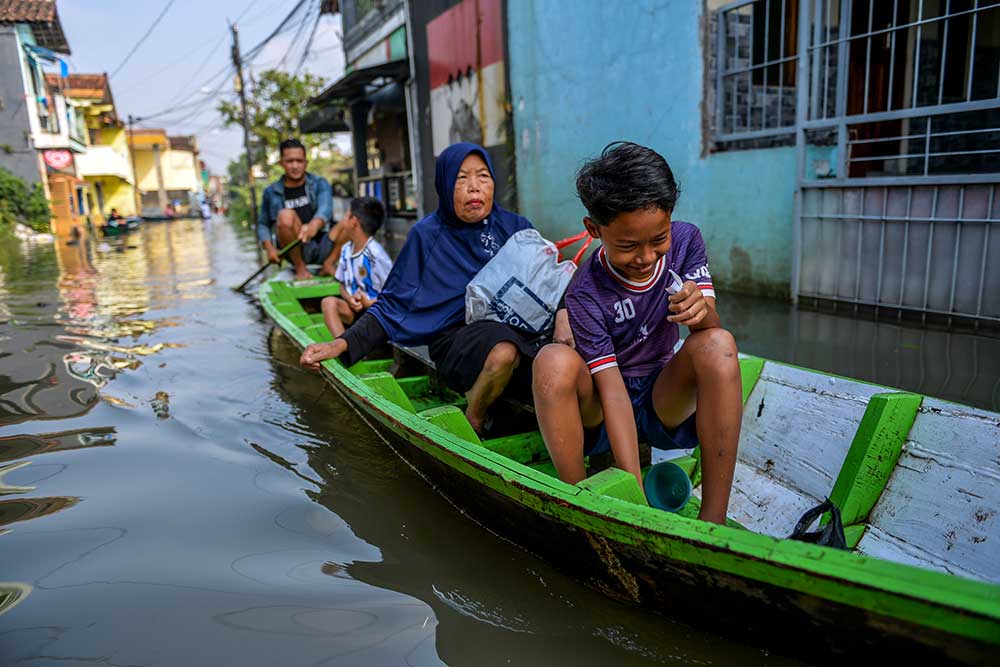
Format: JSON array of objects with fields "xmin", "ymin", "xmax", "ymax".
[
  {"xmin": 66, "ymin": 73, "xmax": 138, "ymax": 225},
  {"xmin": 0, "ymin": 0, "xmax": 83, "ymax": 235},
  {"xmin": 129, "ymin": 129, "xmax": 203, "ymax": 217}
]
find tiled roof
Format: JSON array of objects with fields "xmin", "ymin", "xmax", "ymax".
[
  {"xmin": 1, "ymin": 1, "xmax": 70, "ymax": 54},
  {"xmin": 0, "ymin": 1, "xmax": 56, "ymax": 22},
  {"xmin": 64, "ymin": 73, "xmax": 107, "ymax": 91},
  {"xmin": 49, "ymin": 73, "xmax": 111, "ymax": 100},
  {"xmin": 169, "ymin": 135, "xmax": 197, "ymax": 152}
]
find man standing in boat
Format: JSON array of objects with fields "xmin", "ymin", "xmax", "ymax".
[
  {"xmin": 259, "ymin": 138, "xmax": 341, "ymax": 281},
  {"xmin": 299, "ymin": 142, "xmax": 574, "ymax": 434}
]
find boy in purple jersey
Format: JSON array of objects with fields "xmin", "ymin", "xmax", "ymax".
[{"xmin": 532, "ymin": 142, "xmax": 741, "ymax": 525}]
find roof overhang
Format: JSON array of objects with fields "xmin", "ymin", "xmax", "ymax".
[
  {"xmin": 302, "ymin": 59, "xmax": 409, "ymax": 134},
  {"xmin": 2, "ymin": 2, "xmax": 71, "ymax": 54}
]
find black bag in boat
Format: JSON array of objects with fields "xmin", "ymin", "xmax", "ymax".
[{"xmin": 789, "ymin": 497, "xmax": 849, "ymax": 550}]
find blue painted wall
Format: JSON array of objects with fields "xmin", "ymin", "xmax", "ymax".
[{"xmin": 507, "ymin": 0, "xmax": 796, "ymax": 298}]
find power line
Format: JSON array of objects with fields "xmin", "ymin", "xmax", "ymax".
[
  {"xmin": 109, "ymin": 0, "xmax": 177, "ymax": 79},
  {"xmin": 294, "ymin": 0, "xmax": 324, "ymax": 74},
  {"xmin": 276, "ymin": 0, "xmax": 317, "ymax": 70},
  {"xmin": 242, "ymin": 0, "xmax": 311, "ymax": 62},
  {"xmin": 240, "ymin": 0, "xmax": 288, "ymax": 27},
  {"xmin": 124, "ymin": 0, "xmax": 314, "ymax": 128},
  {"xmin": 117, "ymin": 33, "xmax": 227, "ymax": 95},
  {"xmin": 234, "ymin": 0, "xmax": 263, "ymax": 23},
  {"xmin": 165, "ymin": 40, "xmax": 232, "ymax": 104}
]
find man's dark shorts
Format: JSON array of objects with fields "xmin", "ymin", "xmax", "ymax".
[
  {"xmin": 586, "ymin": 369, "xmax": 699, "ymax": 456},
  {"xmin": 281, "ymin": 232, "xmax": 334, "ymax": 265},
  {"xmin": 429, "ymin": 321, "xmax": 549, "ymax": 395}
]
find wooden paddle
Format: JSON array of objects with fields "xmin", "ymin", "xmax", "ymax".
[{"xmin": 233, "ymin": 238, "xmax": 302, "ymax": 292}]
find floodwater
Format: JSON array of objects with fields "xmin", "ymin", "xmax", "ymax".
[{"xmin": 0, "ymin": 219, "xmax": 994, "ymax": 666}]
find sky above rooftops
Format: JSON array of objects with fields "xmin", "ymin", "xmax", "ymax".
[{"xmin": 58, "ymin": 0, "xmax": 348, "ymax": 174}]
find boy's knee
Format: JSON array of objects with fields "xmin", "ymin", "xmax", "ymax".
[
  {"xmin": 689, "ymin": 328, "xmax": 739, "ymax": 373},
  {"xmin": 482, "ymin": 342, "xmax": 520, "ymax": 375},
  {"xmin": 532, "ymin": 344, "xmax": 582, "ymax": 393}
]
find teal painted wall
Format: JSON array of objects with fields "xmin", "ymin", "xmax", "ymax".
[{"xmin": 507, "ymin": 0, "xmax": 796, "ymax": 298}]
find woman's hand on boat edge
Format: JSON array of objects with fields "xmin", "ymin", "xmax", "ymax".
[{"xmin": 300, "ymin": 339, "xmax": 347, "ymax": 371}]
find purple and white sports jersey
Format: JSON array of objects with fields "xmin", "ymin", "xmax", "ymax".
[{"xmin": 566, "ymin": 220, "xmax": 715, "ymax": 378}]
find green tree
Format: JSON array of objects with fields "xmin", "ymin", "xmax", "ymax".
[
  {"xmin": 217, "ymin": 69, "xmax": 331, "ymax": 160},
  {"xmin": 0, "ymin": 166, "xmax": 51, "ymax": 232}
]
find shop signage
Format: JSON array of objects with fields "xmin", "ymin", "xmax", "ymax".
[{"xmin": 43, "ymin": 149, "xmax": 73, "ymax": 170}]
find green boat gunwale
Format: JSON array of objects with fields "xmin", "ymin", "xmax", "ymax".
[{"xmin": 259, "ymin": 278, "xmax": 1000, "ymax": 650}]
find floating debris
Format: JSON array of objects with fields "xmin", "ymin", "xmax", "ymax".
[
  {"xmin": 101, "ymin": 394, "xmax": 137, "ymax": 409},
  {"xmin": 150, "ymin": 391, "xmax": 170, "ymax": 419}
]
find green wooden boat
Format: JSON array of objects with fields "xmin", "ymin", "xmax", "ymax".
[{"xmin": 260, "ymin": 276, "xmax": 1000, "ymax": 664}]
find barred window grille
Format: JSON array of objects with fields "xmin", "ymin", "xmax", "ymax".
[
  {"xmin": 717, "ymin": 0, "xmax": 800, "ymax": 140},
  {"xmin": 717, "ymin": 0, "xmax": 1000, "ymax": 172}
]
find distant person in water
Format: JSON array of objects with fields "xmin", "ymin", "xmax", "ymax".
[
  {"xmin": 259, "ymin": 138, "xmax": 342, "ymax": 281},
  {"xmin": 320, "ymin": 197, "xmax": 392, "ymax": 337},
  {"xmin": 299, "ymin": 142, "xmax": 573, "ymax": 434}
]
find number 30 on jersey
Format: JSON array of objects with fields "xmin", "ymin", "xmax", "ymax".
[{"xmin": 613, "ymin": 298, "xmax": 635, "ymax": 323}]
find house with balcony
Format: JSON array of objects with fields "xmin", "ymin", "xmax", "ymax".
[
  {"xmin": 66, "ymin": 73, "xmax": 137, "ymax": 224},
  {"xmin": 0, "ymin": 0, "xmax": 86, "ymax": 235}
]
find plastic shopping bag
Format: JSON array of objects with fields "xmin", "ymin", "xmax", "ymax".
[{"xmin": 466, "ymin": 229, "xmax": 578, "ymax": 333}]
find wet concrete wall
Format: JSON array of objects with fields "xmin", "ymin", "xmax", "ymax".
[{"xmin": 506, "ymin": 1, "xmax": 796, "ymax": 298}]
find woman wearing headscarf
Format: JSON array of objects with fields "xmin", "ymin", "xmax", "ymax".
[{"xmin": 300, "ymin": 142, "xmax": 572, "ymax": 433}]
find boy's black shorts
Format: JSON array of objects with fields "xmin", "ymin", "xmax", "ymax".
[{"xmin": 429, "ymin": 321, "xmax": 549, "ymax": 395}]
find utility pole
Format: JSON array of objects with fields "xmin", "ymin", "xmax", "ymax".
[
  {"xmin": 230, "ymin": 22, "xmax": 259, "ymax": 255},
  {"xmin": 127, "ymin": 114, "xmax": 141, "ymax": 216}
]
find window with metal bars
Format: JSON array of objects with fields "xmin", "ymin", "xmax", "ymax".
[
  {"xmin": 716, "ymin": 0, "xmax": 1000, "ymax": 172},
  {"xmin": 832, "ymin": 0, "xmax": 1000, "ymax": 178},
  {"xmin": 715, "ymin": 0, "xmax": 800, "ymax": 141}
]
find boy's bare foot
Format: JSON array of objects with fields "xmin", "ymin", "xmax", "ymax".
[
  {"xmin": 293, "ymin": 265, "xmax": 313, "ymax": 281},
  {"xmin": 698, "ymin": 510, "xmax": 728, "ymax": 525}
]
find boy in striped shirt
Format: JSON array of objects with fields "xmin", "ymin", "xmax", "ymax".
[
  {"xmin": 533, "ymin": 142, "xmax": 741, "ymax": 524},
  {"xmin": 321, "ymin": 197, "xmax": 392, "ymax": 337}
]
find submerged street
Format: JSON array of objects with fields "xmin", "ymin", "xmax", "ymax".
[
  {"xmin": 1, "ymin": 0, "xmax": 999, "ymax": 659},
  {"xmin": 0, "ymin": 219, "xmax": 996, "ymax": 664}
]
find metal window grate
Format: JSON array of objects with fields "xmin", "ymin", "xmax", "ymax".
[
  {"xmin": 717, "ymin": 0, "xmax": 799, "ymax": 140},
  {"xmin": 798, "ymin": 182, "xmax": 1000, "ymax": 322},
  {"xmin": 807, "ymin": 0, "xmax": 1000, "ymax": 122}
]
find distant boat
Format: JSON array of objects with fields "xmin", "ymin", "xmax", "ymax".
[{"xmin": 100, "ymin": 217, "xmax": 141, "ymax": 236}]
